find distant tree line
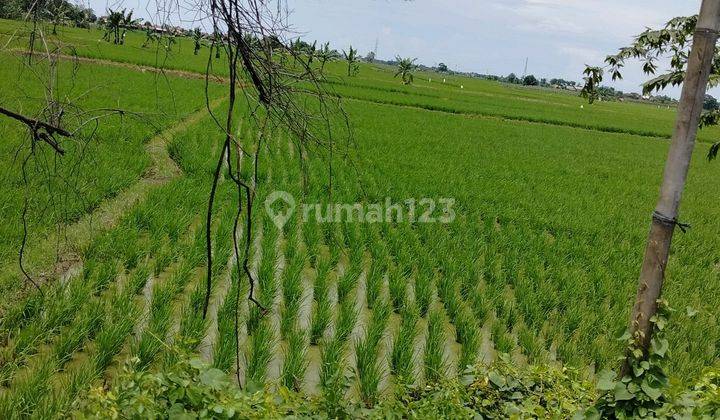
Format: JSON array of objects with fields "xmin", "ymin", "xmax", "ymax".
[{"xmin": 1, "ymin": 0, "xmax": 97, "ymax": 28}]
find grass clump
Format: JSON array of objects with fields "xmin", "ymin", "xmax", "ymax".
[
  {"xmin": 281, "ymin": 327, "xmax": 309, "ymax": 392},
  {"xmin": 391, "ymin": 306, "xmax": 419, "ymax": 385},
  {"xmin": 355, "ymin": 299, "xmax": 391, "ymax": 406},
  {"xmin": 424, "ymin": 308, "xmax": 447, "ymax": 383}
]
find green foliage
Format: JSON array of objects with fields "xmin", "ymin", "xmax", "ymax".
[
  {"xmin": 72, "ymin": 350, "xmax": 599, "ymax": 419},
  {"xmin": 394, "ymin": 56, "xmax": 417, "ymax": 85},
  {"xmin": 461, "ymin": 355, "xmax": 595, "ymax": 418},
  {"xmin": 343, "ymin": 45, "xmax": 360, "ymax": 77},
  {"xmin": 580, "ymin": 66, "xmax": 603, "ymax": 104},
  {"xmin": 580, "ymin": 13, "xmax": 720, "ymax": 159},
  {"xmin": 424, "ymin": 307, "xmax": 447, "ymax": 383},
  {"xmin": 73, "ymin": 354, "xmax": 313, "ymax": 418},
  {"xmin": 390, "ymin": 305, "xmax": 419, "ymax": 385},
  {"xmin": 522, "ymin": 74, "xmax": 539, "ymax": 86},
  {"xmin": 588, "ymin": 299, "xmax": 673, "ymax": 418}
]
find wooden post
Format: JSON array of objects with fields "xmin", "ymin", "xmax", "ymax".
[{"xmin": 625, "ymin": 0, "xmax": 720, "ymax": 370}]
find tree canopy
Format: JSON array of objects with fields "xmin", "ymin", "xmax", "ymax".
[
  {"xmin": 580, "ymin": 13, "xmax": 720, "ymax": 159},
  {"xmin": 1, "ymin": 0, "xmax": 96, "ymax": 25}
]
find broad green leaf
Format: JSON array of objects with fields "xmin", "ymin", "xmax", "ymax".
[
  {"xmin": 651, "ymin": 338, "xmax": 669, "ymax": 357},
  {"xmin": 488, "ymin": 371, "xmax": 506, "ymax": 388},
  {"xmin": 641, "ymin": 379, "xmax": 663, "ymax": 400},
  {"xmin": 199, "ymin": 368, "xmax": 228, "ymax": 390},
  {"xmin": 596, "ymin": 370, "xmax": 616, "ymax": 391},
  {"xmin": 614, "ymin": 383, "xmax": 634, "ymax": 401}
]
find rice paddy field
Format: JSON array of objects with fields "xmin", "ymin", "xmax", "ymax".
[{"xmin": 1, "ymin": 18, "xmax": 720, "ymax": 417}]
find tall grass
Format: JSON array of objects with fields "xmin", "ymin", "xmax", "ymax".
[
  {"xmin": 319, "ymin": 337, "xmax": 347, "ymax": 414},
  {"xmin": 354, "ymin": 299, "xmax": 391, "ymax": 406},
  {"xmin": 213, "ymin": 273, "xmax": 242, "ymax": 371},
  {"xmin": 310, "ymin": 257, "xmax": 332, "ymax": 345},
  {"xmin": 414, "ymin": 271, "xmax": 434, "ymax": 318},
  {"xmin": 281, "ymin": 327, "xmax": 309, "ymax": 391},
  {"xmin": 365, "ymin": 257, "xmax": 385, "ymax": 310},
  {"xmin": 390, "ymin": 306, "xmax": 419, "ymax": 385},
  {"xmin": 388, "ymin": 266, "xmax": 408, "ymax": 314},
  {"xmin": 245, "ymin": 319, "xmax": 274, "ymax": 387},
  {"xmin": 281, "ymin": 252, "xmax": 305, "ymax": 339},
  {"xmin": 424, "ymin": 308, "xmax": 447, "ymax": 383}
]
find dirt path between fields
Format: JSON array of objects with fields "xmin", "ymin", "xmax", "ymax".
[{"xmin": 3, "ymin": 96, "xmax": 225, "ymax": 300}]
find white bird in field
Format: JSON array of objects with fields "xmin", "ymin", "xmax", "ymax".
[
  {"xmin": 580, "ymin": 105, "xmax": 584, "ymax": 109},
  {"xmin": 461, "ymin": 85, "xmax": 464, "ymax": 89},
  {"xmin": 443, "ymin": 78, "xmax": 446, "ymax": 83}
]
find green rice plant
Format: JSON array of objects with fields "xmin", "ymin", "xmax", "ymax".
[
  {"xmin": 38, "ymin": 283, "xmax": 140, "ymax": 418},
  {"xmin": 213, "ymin": 277, "xmax": 241, "ymax": 371},
  {"xmin": 0, "ymin": 263, "xmax": 117, "ymax": 385},
  {"xmin": 86, "ymin": 260, "xmax": 120, "ymax": 295},
  {"xmin": 491, "ymin": 319, "xmax": 516, "ymax": 355},
  {"xmin": 310, "ymin": 257, "xmax": 332, "ymax": 345},
  {"xmin": 354, "ymin": 298, "xmax": 391, "ymax": 405},
  {"xmin": 0, "ymin": 354, "xmax": 54, "ymax": 417},
  {"xmin": 0, "ymin": 291, "xmax": 44, "ymax": 341},
  {"xmin": 334, "ymin": 296, "xmax": 359, "ymax": 343},
  {"xmin": 283, "ymin": 226, "xmax": 299, "ymax": 266},
  {"xmin": 368, "ymin": 299, "xmax": 392, "ymax": 344},
  {"xmin": 321, "ymin": 222, "xmax": 335, "ymax": 249},
  {"xmin": 470, "ymin": 285, "xmax": 491, "ymax": 325},
  {"xmin": 34, "ymin": 362, "xmax": 96, "ymax": 419},
  {"xmin": 388, "ymin": 266, "xmax": 408, "ymax": 314},
  {"xmin": 424, "ymin": 308, "xmax": 447, "ymax": 383},
  {"xmin": 319, "ymin": 337, "xmax": 348, "ymax": 414},
  {"xmin": 365, "ymin": 258, "xmax": 385, "ymax": 310},
  {"xmin": 313, "ymin": 255, "xmax": 332, "ymax": 294},
  {"xmin": 281, "ymin": 252, "xmax": 305, "ymax": 339},
  {"xmin": 443, "ymin": 288, "xmax": 462, "ymax": 324},
  {"xmin": 414, "ymin": 272, "xmax": 434, "ymax": 318},
  {"xmin": 310, "ymin": 297, "xmax": 332, "ymax": 346},
  {"xmin": 435, "ymin": 273, "xmax": 453, "ymax": 304},
  {"xmin": 390, "ymin": 306, "xmax": 419, "ymax": 385},
  {"xmin": 281, "ymin": 327, "xmax": 309, "ymax": 391},
  {"xmin": 153, "ymin": 238, "xmax": 175, "ymax": 276},
  {"xmin": 329, "ymin": 240, "xmax": 342, "ymax": 269},
  {"xmin": 53, "ymin": 305, "xmax": 104, "ymax": 366},
  {"xmin": 455, "ymin": 306, "xmax": 481, "ymax": 370},
  {"xmin": 354, "ymin": 335, "xmax": 383, "ymax": 407},
  {"xmin": 246, "ymin": 305, "xmax": 262, "ymax": 338},
  {"xmin": 133, "ymin": 259, "xmax": 194, "ymax": 370},
  {"xmin": 303, "ymin": 220, "xmax": 321, "ymax": 267},
  {"xmin": 257, "ymin": 236, "xmax": 278, "ymax": 305},
  {"xmin": 516, "ymin": 322, "xmax": 545, "ymax": 364},
  {"xmin": 245, "ymin": 319, "xmax": 274, "ymax": 387},
  {"xmin": 8, "ymin": 278, "xmax": 139, "ymax": 419},
  {"xmin": 93, "ymin": 289, "xmax": 140, "ymax": 371},
  {"xmin": 169, "ymin": 280, "xmax": 209, "ymax": 366},
  {"xmin": 337, "ymin": 258, "xmax": 362, "ymax": 303},
  {"xmin": 127, "ymin": 262, "xmax": 151, "ymax": 296}
]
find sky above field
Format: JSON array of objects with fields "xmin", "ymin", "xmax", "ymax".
[{"xmin": 87, "ymin": 0, "xmax": 705, "ymax": 96}]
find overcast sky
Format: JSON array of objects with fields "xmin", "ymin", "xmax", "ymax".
[{"xmin": 86, "ymin": 0, "xmax": 706, "ymax": 96}]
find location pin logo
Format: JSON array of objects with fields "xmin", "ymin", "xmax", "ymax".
[{"xmin": 264, "ymin": 190, "xmax": 295, "ymax": 230}]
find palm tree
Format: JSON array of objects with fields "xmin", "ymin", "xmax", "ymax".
[
  {"xmin": 104, "ymin": 9, "xmax": 139, "ymax": 45},
  {"xmin": 343, "ymin": 45, "xmax": 359, "ymax": 76},
  {"xmin": 394, "ymin": 56, "xmax": 417, "ymax": 85},
  {"xmin": 307, "ymin": 40, "xmax": 317, "ymax": 65},
  {"xmin": 192, "ymin": 28, "xmax": 204, "ymax": 55},
  {"xmin": 46, "ymin": 0, "xmax": 69, "ymax": 35},
  {"xmin": 317, "ymin": 42, "xmax": 336, "ymax": 74}
]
